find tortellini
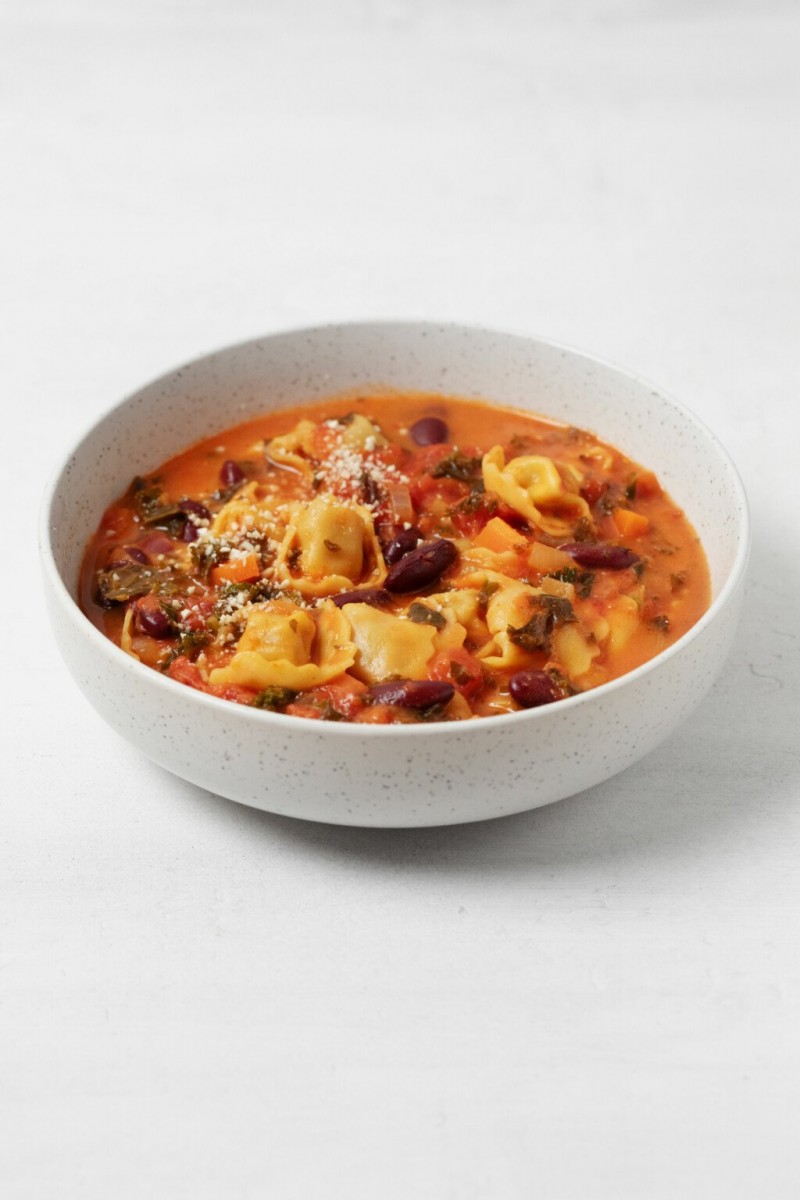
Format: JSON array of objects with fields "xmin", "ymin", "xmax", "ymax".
[
  {"xmin": 482, "ymin": 446, "xmax": 591, "ymax": 536},
  {"xmin": 551, "ymin": 624, "xmax": 601, "ymax": 682},
  {"xmin": 457, "ymin": 570, "xmax": 542, "ymax": 670},
  {"xmin": 335, "ymin": 414, "xmax": 387, "ymax": 452},
  {"xmin": 295, "ymin": 501, "xmax": 366, "ymax": 580},
  {"xmin": 424, "ymin": 588, "xmax": 486, "ymax": 651},
  {"xmin": 458, "ymin": 568, "xmax": 600, "ymax": 683},
  {"xmin": 120, "ymin": 606, "xmax": 139, "ymax": 660},
  {"xmin": 265, "ymin": 419, "xmax": 318, "ymax": 479},
  {"xmin": 480, "ymin": 577, "xmax": 543, "ymax": 670},
  {"xmin": 211, "ymin": 481, "xmax": 281, "ymax": 541},
  {"xmin": 274, "ymin": 497, "xmax": 386, "ymax": 597},
  {"xmin": 343, "ymin": 604, "xmax": 437, "ymax": 684},
  {"xmin": 208, "ymin": 600, "xmax": 356, "ymax": 690},
  {"xmin": 604, "ymin": 594, "xmax": 641, "ymax": 654}
]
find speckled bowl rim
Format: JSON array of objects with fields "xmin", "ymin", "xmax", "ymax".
[{"xmin": 40, "ymin": 320, "xmax": 751, "ymax": 739}]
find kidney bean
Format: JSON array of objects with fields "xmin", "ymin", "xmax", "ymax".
[
  {"xmin": 107, "ymin": 544, "xmax": 150, "ymax": 568},
  {"xmin": 383, "ymin": 526, "xmax": 423, "ymax": 565},
  {"xmin": 368, "ymin": 679, "xmax": 455, "ymax": 709},
  {"xmin": 134, "ymin": 600, "xmax": 175, "ymax": 640},
  {"xmin": 138, "ymin": 531, "xmax": 175, "ymax": 557},
  {"xmin": 180, "ymin": 498, "xmax": 211, "ymax": 522},
  {"xmin": 331, "ymin": 587, "xmax": 392, "ymax": 609},
  {"xmin": 181, "ymin": 520, "xmax": 199, "ymax": 543},
  {"xmin": 220, "ymin": 459, "xmax": 245, "ymax": 488},
  {"xmin": 509, "ymin": 670, "xmax": 561, "ymax": 709},
  {"xmin": 410, "ymin": 416, "xmax": 449, "ymax": 446},
  {"xmin": 559, "ymin": 542, "xmax": 640, "ymax": 571},
  {"xmin": 384, "ymin": 538, "xmax": 457, "ymax": 593}
]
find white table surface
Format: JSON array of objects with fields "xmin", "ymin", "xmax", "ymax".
[{"xmin": 3, "ymin": 2, "xmax": 799, "ymax": 1196}]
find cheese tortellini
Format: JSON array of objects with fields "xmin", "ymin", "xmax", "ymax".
[
  {"xmin": 211, "ymin": 481, "xmax": 281, "ymax": 541},
  {"xmin": 209, "ymin": 600, "xmax": 356, "ymax": 690},
  {"xmin": 343, "ymin": 604, "xmax": 437, "ymax": 683},
  {"xmin": 482, "ymin": 446, "xmax": 591, "ymax": 536},
  {"xmin": 265, "ymin": 420, "xmax": 318, "ymax": 479},
  {"xmin": 274, "ymin": 497, "xmax": 386, "ymax": 597}
]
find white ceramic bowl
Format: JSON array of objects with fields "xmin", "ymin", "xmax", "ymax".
[{"xmin": 40, "ymin": 322, "xmax": 749, "ymax": 827}]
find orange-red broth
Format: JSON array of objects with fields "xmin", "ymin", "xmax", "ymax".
[{"xmin": 81, "ymin": 392, "xmax": 710, "ymax": 723}]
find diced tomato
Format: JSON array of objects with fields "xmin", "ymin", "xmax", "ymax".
[
  {"xmin": 167, "ymin": 656, "xmax": 205, "ymax": 690},
  {"xmin": 632, "ymin": 469, "xmax": 661, "ymax": 499},
  {"xmin": 409, "ymin": 473, "xmax": 467, "ymax": 510},
  {"xmin": 300, "ymin": 675, "xmax": 368, "ymax": 720},
  {"xmin": 353, "ymin": 704, "xmax": 396, "ymax": 724},
  {"xmin": 449, "ymin": 495, "xmax": 497, "ymax": 538},
  {"xmin": 284, "ymin": 703, "xmax": 324, "ymax": 720},
  {"xmin": 175, "ymin": 596, "xmax": 214, "ymax": 632},
  {"xmin": 371, "ymin": 443, "xmax": 407, "ymax": 474},
  {"xmin": 580, "ymin": 476, "xmax": 606, "ymax": 507},
  {"xmin": 406, "ymin": 444, "xmax": 457, "ymax": 476},
  {"xmin": 166, "ymin": 656, "xmax": 256, "ymax": 705},
  {"xmin": 212, "ymin": 683, "xmax": 261, "ymax": 705},
  {"xmin": 428, "ymin": 648, "xmax": 484, "ymax": 700}
]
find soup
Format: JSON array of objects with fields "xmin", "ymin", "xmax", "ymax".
[{"xmin": 80, "ymin": 391, "xmax": 710, "ymax": 722}]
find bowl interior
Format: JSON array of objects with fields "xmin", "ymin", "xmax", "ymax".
[{"xmin": 45, "ymin": 323, "xmax": 746, "ymax": 609}]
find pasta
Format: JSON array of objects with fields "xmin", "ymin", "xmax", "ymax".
[{"xmin": 81, "ymin": 391, "xmax": 710, "ymax": 722}]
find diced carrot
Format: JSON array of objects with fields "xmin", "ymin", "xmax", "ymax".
[
  {"xmin": 612, "ymin": 508, "xmax": 650, "ymax": 538},
  {"xmin": 473, "ymin": 516, "xmax": 524, "ymax": 554},
  {"xmin": 210, "ymin": 553, "xmax": 261, "ymax": 586}
]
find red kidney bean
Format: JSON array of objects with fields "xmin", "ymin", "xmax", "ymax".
[
  {"xmin": 180, "ymin": 498, "xmax": 211, "ymax": 521},
  {"xmin": 368, "ymin": 679, "xmax": 455, "ymax": 709},
  {"xmin": 509, "ymin": 670, "xmax": 561, "ymax": 708},
  {"xmin": 134, "ymin": 600, "xmax": 175, "ymax": 639},
  {"xmin": 138, "ymin": 531, "xmax": 175, "ymax": 557},
  {"xmin": 331, "ymin": 587, "xmax": 392, "ymax": 609},
  {"xmin": 107, "ymin": 544, "xmax": 150, "ymax": 568},
  {"xmin": 181, "ymin": 520, "xmax": 199, "ymax": 543},
  {"xmin": 220, "ymin": 459, "xmax": 245, "ymax": 488},
  {"xmin": 384, "ymin": 538, "xmax": 457, "ymax": 593},
  {"xmin": 410, "ymin": 416, "xmax": 449, "ymax": 445},
  {"xmin": 384, "ymin": 526, "xmax": 423, "ymax": 565},
  {"xmin": 559, "ymin": 542, "xmax": 640, "ymax": 570}
]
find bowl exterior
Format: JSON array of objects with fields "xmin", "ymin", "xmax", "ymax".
[{"xmin": 41, "ymin": 322, "xmax": 749, "ymax": 827}]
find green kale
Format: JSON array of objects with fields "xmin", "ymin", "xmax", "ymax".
[
  {"xmin": 253, "ymin": 686, "xmax": 298, "ymax": 712},
  {"xmin": 408, "ymin": 602, "xmax": 447, "ymax": 630},
  {"xmin": 432, "ymin": 451, "xmax": 483, "ymax": 483}
]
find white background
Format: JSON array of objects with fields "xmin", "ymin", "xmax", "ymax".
[{"xmin": 3, "ymin": 1, "xmax": 799, "ymax": 1197}]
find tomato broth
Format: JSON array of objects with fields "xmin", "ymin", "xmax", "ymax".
[{"xmin": 81, "ymin": 391, "xmax": 710, "ymax": 722}]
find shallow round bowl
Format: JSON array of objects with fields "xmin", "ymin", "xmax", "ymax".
[{"xmin": 40, "ymin": 322, "xmax": 749, "ymax": 827}]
